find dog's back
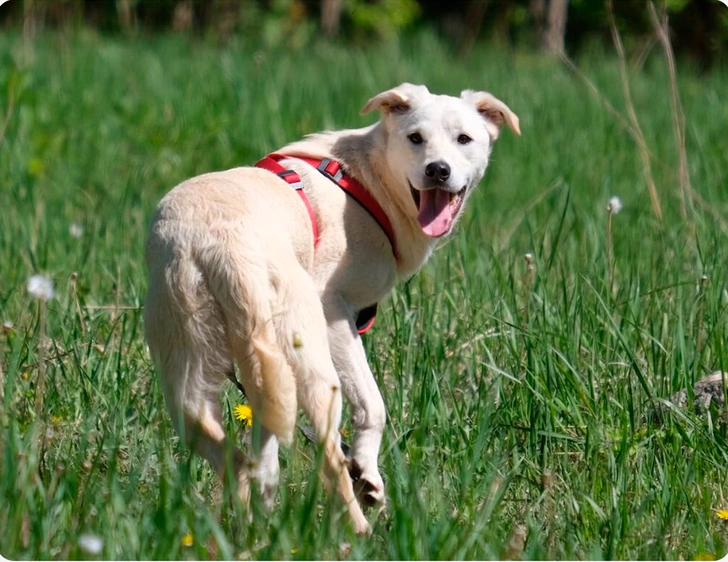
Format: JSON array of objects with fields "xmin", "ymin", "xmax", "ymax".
[
  {"xmin": 143, "ymin": 165, "xmax": 371, "ymax": 533},
  {"xmin": 144, "ymin": 167, "xmax": 312, "ymax": 442}
]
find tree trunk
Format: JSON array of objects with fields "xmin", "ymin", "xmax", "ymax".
[
  {"xmin": 321, "ymin": 0, "xmax": 342, "ymax": 36},
  {"xmin": 24, "ymin": 0, "xmax": 37, "ymax": 46},
  {"xmin": 542, "ymin": 0, "xmax": 568, "ymax": 56},
  {"xmin": 460, "ymin": 0, "xmax": 489, "ymax": 58},
  {"xmin": 116, "ymin": 0, "xmax": 135, "ymax": 35},
  {"xmin": 214, "ymin": 0, "xmax": 240, "ymax": 38},
  {"xmin": 172, "ymin": 1, "xmax": 193, "ymax": 32},
  {"xmin": 530, "ymin": 0, "xmax": 545, "ymax": 45}
]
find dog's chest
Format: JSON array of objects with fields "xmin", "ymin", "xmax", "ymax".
[{"xmin": 312, "ymin": 234, "xmax": 396, "ymax": 311}]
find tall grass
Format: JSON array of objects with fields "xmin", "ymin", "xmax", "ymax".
[{"xmin": 1, "ymin": 30, "xmax": 728, "ymax": 559}]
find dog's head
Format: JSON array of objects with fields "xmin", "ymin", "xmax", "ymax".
[{"xmin": 362, "ymin": 83, "xmax": 520, "ymax": 238}]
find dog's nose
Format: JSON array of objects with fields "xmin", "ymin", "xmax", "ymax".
[{"xmin": 425, "ymin": 161, "xmax": 451, "ymax": 182}]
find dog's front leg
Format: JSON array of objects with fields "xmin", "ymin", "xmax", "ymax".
[{"xmin": 324, "ymin": 295, "xmax": 386, "ymax": 507}]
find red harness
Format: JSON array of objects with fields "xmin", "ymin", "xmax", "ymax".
[{"xmin": 255, "ymin": 153, "xmax": 396, "ymax": 334}]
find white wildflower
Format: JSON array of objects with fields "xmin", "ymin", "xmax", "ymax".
[
  {"xmin": 2, "ymin": 320, "xmax": 13, "ymax": 331},
  {"xmin": 69, "ymin": 223, "xmax": 84, "ymax": 238},
  {"xmin": 607, "ymin": 196, "xmax": 622, "ymax": 215},
  {"xmin": 524, "ymin": 253, "xmax": 535, "ymax": 272},
  {"xmin": 27, "ymin": 275, "xmax": 55, "ymax": 301},
  {"xmin": 78, "ymin": 533, "xmax": 103, "ymax": 555}
]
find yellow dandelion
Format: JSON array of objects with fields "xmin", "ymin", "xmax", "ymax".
[
  {"xmin": 181, "ymin": 534, "xmax": 194, "ymax": 547},
  {"xmin": 716, "ymin": 509, "xmax": 728, "ymax": 521},
  {"xmin": 290, "ymin": 547, "xmax": 298, "ymax": 554},
  {"xmin": 51, "ymin": 415, "xmax": 62, "ymax": 424},
  {"xmin": 694, "ymin": 553, "xmax": 715, "ymax": 561},
  {"xmin": 233, "ymin": 404, "xmax": 253, "ymax": 427}
]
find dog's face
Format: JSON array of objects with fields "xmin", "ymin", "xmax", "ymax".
[{"xmin": 362, "ymin": 83, "xmax": 520, "ymax": 238}]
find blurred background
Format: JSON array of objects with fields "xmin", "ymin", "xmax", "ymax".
[{"xmin": 2, "ymin": 0, "xmax": 727, "ymax": 68}]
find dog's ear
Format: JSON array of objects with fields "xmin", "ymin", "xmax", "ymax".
[
  {"xmin": 361, "ymin": 83, "xmax": 429, "ymax": 115},
  {"xmin": 461, "ymin": 90, "xmax": 521, "ymax": 138}
]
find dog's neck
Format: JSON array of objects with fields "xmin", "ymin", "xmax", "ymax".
[{"xmin": 279, "ymin": 125, "xmax": 440, "ymax": 278}]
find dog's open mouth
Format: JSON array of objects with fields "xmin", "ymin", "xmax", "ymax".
[{"xmin": 410, "ymin": 182, "xmax": 467, "ymax": 238}]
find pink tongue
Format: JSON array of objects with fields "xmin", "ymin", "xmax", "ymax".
[{"xmin": 417, "ymin": 188, "xmax": 452, "ymax": 237}]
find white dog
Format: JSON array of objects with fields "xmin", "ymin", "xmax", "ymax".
[{"xmin": 144, "ymin": 83, "xmax": 519, "ymax": 534}]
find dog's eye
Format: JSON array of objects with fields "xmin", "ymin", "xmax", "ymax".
[
  {"xmin": 458, "ymin": 134, "xmax": 472, "ymax": 145},
  {"xmin": 408, "ymin": 133, "xmax": 423, "ymax": 145}
]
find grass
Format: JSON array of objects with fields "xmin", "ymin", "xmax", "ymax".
[{"xmin": 1, "ymin": 28, "xmax": 728, "ymax": 560}]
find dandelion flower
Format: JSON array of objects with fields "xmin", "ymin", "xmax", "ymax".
[
  {"xmin": 181, "ymin": 534, "xmax": 194, "ymax": 547},
  {"xmin": 78, "ymin": 533, "xmax": 103, "ymax": 555},
  {"xmin": 27, "ymin": 275, "xmax": 55, "ymax": 301},
  {"xmin": 233, "ymin": 404, "xmax": 253, "ymax": 427},
  {"xmin": 607, "ymin": 196, "xmax": 623, "ymax": 215},
  {"xmin": 694, "ymin": 553, "xmax": 715, "ymax": 561},
  {"xmin": 2, "ymin": 320, "xmax": 13, "ymax": 334},
  {"xmin": 69, "ymin": 223, "xmax": 84, "ymax": 238},
  {"xmin": 716, "ymin": 509, "xmax": 728, "ymax": 520}
]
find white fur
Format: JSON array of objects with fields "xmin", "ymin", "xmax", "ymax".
[{"xmin": 144, "ymin": 83, "xmax": 519, "ymax": 535}]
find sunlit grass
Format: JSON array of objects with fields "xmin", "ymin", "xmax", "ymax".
[{"xmin": 1, "ymin": 30, "xmax": 728, "ymax": 559}]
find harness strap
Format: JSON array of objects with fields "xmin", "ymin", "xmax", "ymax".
[
  {"xmin": 255, "ymin": 153, "xmax": 391, "ymax": 335},
  {"xmin": 289, "ymin": 155, "xmax": 399, "ymax": 260},
  {"xmin": 259, "ymin": 153, "xmax": 398, "ymax": 259},
  {"xmin": 255, "ymin": 155, "xmax": 320, "ymax": 246}
]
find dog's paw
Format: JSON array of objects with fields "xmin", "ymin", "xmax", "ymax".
[
  {"xmin": 260, "ymin": 480, "xmax": 278, "ymax": 512},
  {"xmin": 247, "ymin": 458, "xmax": 279, "ymax": 512},
  {"xmin": 349, "ymin": 461, "xmax": 385, "ymax": 508},
  {"xmin": 250, "ymin": 471, "xmax": 279, "ymax": 512}
]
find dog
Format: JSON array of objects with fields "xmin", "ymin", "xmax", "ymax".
[{"xmin": 144, "ymin": 83, "xmax": 519, "ymax": 535}]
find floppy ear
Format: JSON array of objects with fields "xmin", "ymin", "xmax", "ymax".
[
  {"xmin": 361, "ymin": 83, "xmax": 429, "ymax": 115},
  {"xmin": 461, "ymin": 90, "xmax": 521, "ymax": 138}
]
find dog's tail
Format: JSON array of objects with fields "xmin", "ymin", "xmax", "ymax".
[{"xmin": 203, "ymin": 241, "xmax": 298, "ymax": 445}]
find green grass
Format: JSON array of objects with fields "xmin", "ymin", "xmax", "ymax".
[{"xmin": 2, "ymin": 29, "xmax": 728, "ymax": 560}]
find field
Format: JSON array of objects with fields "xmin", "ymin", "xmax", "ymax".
[{"xmin": 1, "ymin": 29, "xmax": 728, "ymax": 560}]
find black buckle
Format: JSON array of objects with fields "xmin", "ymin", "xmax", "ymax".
[{"xmin": 355, "ymin": 304, "xmax": 378, "ymax": 334}]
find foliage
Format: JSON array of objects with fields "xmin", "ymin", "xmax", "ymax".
[
  {"xmin": 1, "ymin": 30, "xmax": 728, "ymax": 560},
  {"xmin": 346, "ymin": 0, "xmax": 421, "ymax": 38},
  {"xmin": 1, "ymin": 0, "xmax": 727, "ymax": 64}
]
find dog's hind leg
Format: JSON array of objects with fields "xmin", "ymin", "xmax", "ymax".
[
  {"xmin": 229, "ymin": 340, "xmax": 284, "ymax": 510},
  {"xmin": 145, "ymin": 254, "xmax": 251, "ymax": 501},
  {"xmin": 300, "ymin": 375, "xmax": 370, "ymax": 535},
  {"xmin": 202, "ymin": 232, "xmax": 299, "ymax": 509},
  {"xmin": 271, "ymin": 268, "xmax": 370, "ymax": 535},
  {"xmin": 178, "ymin": 375, "xmax": 250, "ymax": 501},
  {"xmin": 249, "ymin": 426, "xmax": 280, "ymax": 511}
]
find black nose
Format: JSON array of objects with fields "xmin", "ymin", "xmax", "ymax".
[{"xmin": 425, "ymin": 161, "xmax": 451, "ymax": 182}]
